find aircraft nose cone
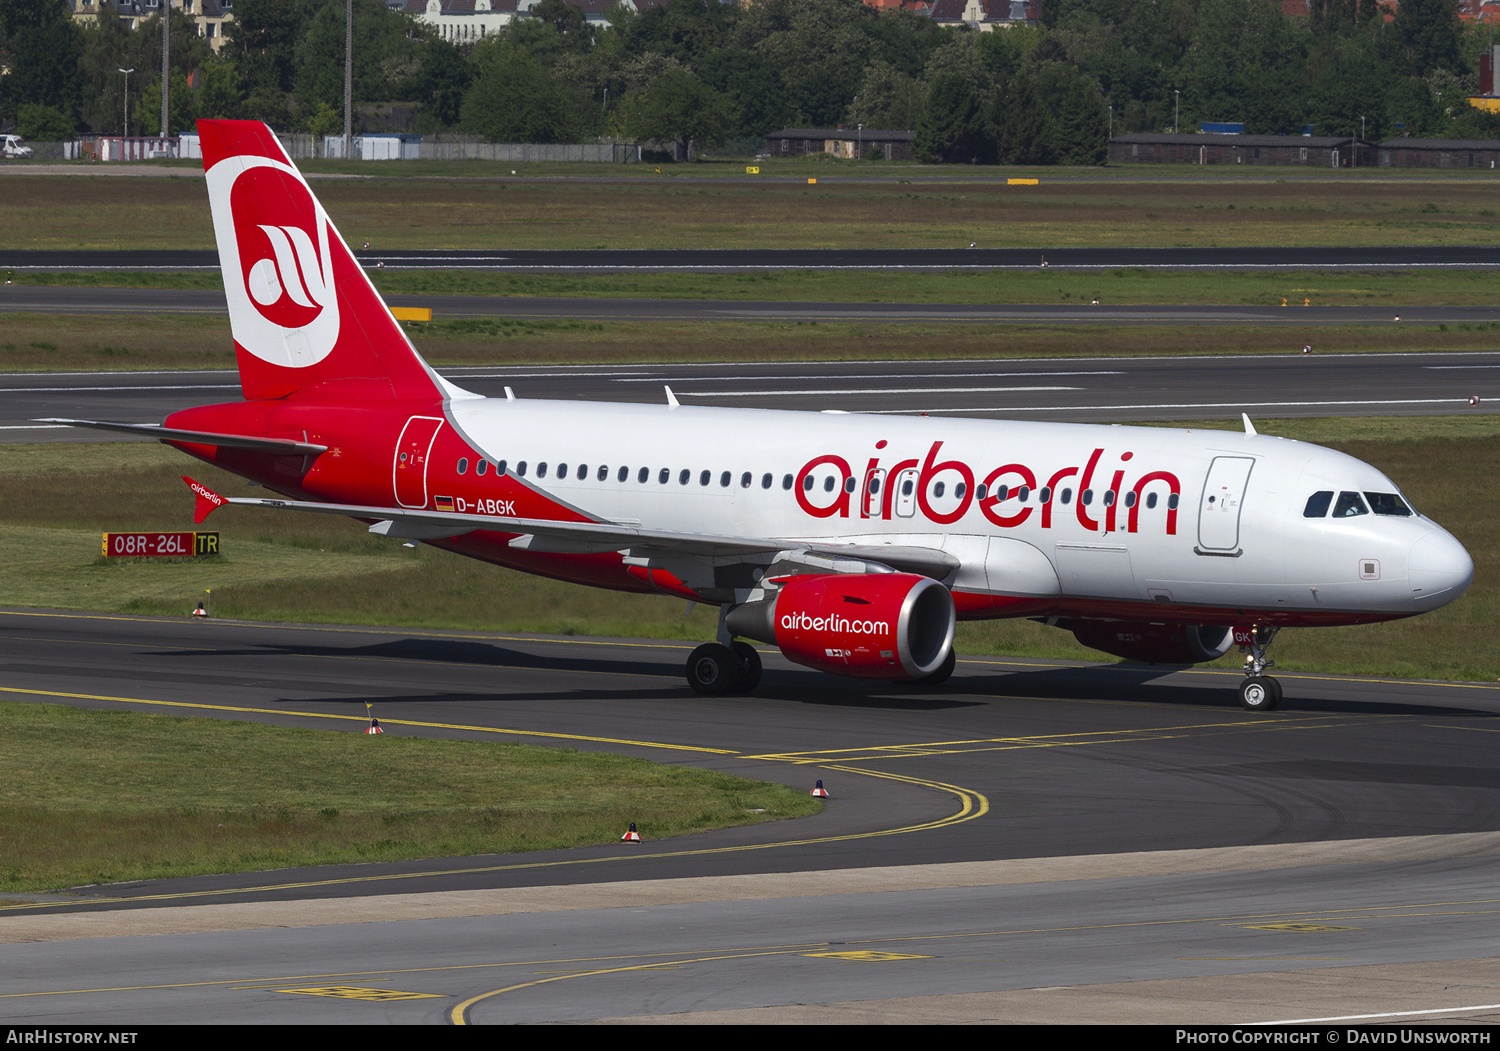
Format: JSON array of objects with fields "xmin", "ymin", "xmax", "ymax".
[{"xmin": 1409, "ymin": 528, "xmax": 1474, "ymax": 609}]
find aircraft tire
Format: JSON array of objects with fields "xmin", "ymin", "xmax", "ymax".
[
  {"xmin": 1239, "ymin": 675, "xmax": 1280, "ymax": 712},
  {"xmin": 687, "ymin": 643, "xmax": 736, "ymax": 696},
  {"xmin": 730, "ymin": 641, "xmax": 762, "ymax": 693}
]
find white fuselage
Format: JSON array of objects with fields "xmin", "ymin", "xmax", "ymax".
[{"xmin": 439, "ymin": 396, "xmax": 1473, "ymax": 623}]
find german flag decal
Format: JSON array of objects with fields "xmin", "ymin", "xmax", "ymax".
[{"xmin": 434, "ymin": 495, "xmax": 454, "ymax": 512}]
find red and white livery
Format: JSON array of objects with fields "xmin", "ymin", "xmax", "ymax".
[{"xmin": 46, "ymin": 121, "xmax": 1474, "ymax": 711}]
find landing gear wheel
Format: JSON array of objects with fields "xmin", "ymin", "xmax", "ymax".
[
  {"xmin": 1239, "ymin": 675, "xmax": 1281, "ymax": 712},
  {"xmin": 686, "ymin": 643, "xmax": 735, "ymax": 696},
  {"xmin": 923, "ymin": 647, "xmax": 957, "ymax": 686},
  {"xmin": 729, "ymin": 641, "xmax": 762, "ymax": 694}
]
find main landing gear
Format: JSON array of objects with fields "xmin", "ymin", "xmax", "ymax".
[
  {"xmin": 1238, "ymin": 625, "xmax": 1282, "ymax": 712},
  {"xmin": 686, "ymin": 641, "xmax": 762, "ymax": 696}
]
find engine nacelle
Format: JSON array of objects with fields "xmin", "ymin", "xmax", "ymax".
[
  {"xmin": 726, "ymin": 573, "xmax": 955, "ymax": 680},
  {"xmin": 1070, "ymin": 621, "xmax": 1234, "ymax": 665}
]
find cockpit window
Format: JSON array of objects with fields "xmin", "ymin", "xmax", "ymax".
[
  {"xmin": 1304, "ymin": 491, "xmax": 1333, "ymax": 518},
  {"xmin": 1364, "ymin": 492, "xmax": 1413, "ymax": 517},
  {"xmin": 1332, "ymin": 491, "xmax": 1369, "ymax": 518}
]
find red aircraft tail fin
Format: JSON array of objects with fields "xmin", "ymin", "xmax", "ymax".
[{"xmin": 197, "ymin": 120, "xmax": 442, "ymax": 404}]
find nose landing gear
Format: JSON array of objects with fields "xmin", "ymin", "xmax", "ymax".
[{"xmin": 1237, "ymin": 626, "xmax": 1282, "ymax": 711}]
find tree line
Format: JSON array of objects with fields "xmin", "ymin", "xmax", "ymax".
[{"xmin": 1, "ymin": 0, "xmax": 1496, "ymax": 164}]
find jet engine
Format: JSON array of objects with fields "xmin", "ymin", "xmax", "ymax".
[
  {"xmin": 1070, "ymin": 620, "xmax": 1235, "ymax": 664},
  {"xmin": 726, "ymin": 572, "xmax": 955, "ymax": 680}
]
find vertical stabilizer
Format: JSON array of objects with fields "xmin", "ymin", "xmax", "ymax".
[{"xmin": 198, "ymin": 120, "xmax": 441, "ymax": 403}]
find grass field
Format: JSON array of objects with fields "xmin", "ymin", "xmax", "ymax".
[
  {"xmin": 0, "ymin": 414, "xmax": 1493, "ymax": 682},
  {"xmin": 14, "ymin": 266, "xmax": 1500, "ymax": 310},
  {"xmin": 11, "ymin": 172, "xmax": 1500, "ymax": 250},
  {"xmin": 0, "ymin": 699, "xmax": 819, "ymax": 893},
  {"xmin": 3, "ymin": 312, "xmax": 1497, "ymax": 373}
]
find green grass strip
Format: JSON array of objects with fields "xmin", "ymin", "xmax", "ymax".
[{"xmin": 0, "ymin": 699, "xmax": 818, "ymax": 894}]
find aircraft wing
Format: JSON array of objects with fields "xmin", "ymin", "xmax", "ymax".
[
  {"xmin": 226, "ymin": 494, "xmax": 959, "ymax": 578},
  {"xmin": 36, "ymin": 419, "xmax": 328, "ymax": 456}
]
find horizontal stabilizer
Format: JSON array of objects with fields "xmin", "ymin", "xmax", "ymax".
[{"xmin": 36, "ymin": 419, "xmax": 328, "ymax": 456}]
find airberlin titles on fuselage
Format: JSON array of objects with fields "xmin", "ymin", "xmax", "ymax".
[{"xmin": 431, "ymin": 437, "xmax": 1181, "ymax": 537}]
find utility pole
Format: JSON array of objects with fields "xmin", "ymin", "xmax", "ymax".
[
  {"xmin": 160, "ymin": 0, "xmax": 170, "ymax": 138},
  {"xmin": 344, "ymin": 0, "xmax": 353, "ymax": 161},
  {"xmin": 120, "ymin": 67, "xmax": 135, "ymax": 140},
  {"xmin": 1174, "ymin": 90, "xmax": 1180, "ymax": 134}
]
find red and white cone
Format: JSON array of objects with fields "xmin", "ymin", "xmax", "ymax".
[
  {"xmin": 191, "ymin": 602, "xmax": 207, "ymax": 617},
  {"xmin": 1471, "ymin": 395, "xmax": 1482, "ymax": 406},
  {"xmin": 622, "ymin": 822, "xmax": 641, "ymax": 843},
  {"xmin": 1302, "ymin": 345, "xmax": 1311, "ymax": 354},
  {"xmin": 365, "ymin": 718, "xmax": 383, "ymax": 735},
  {"xmin": 811, "ymin": 779, "xmax": 830, "ymax": 799}
]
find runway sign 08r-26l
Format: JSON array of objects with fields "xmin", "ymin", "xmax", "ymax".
[{"xmin": 101, "ymin": 532, "xmax": 220, "ymax": 558}]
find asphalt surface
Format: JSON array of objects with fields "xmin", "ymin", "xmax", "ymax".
[
  {"xmin": 6, "ymin": 351, "xmax": 1497, "ymax": 443},
  {"xmin": 2, "ymin": 610, "xmax": 1500, "ymax": 1023},
  {"xmin": 4, "ymin": 245, "xmax": 1500, "ymax": 271}
]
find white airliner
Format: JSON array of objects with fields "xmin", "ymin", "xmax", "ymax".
[{"xmin": 45, "ymin": 121, "xmax": 1474, "ymax": 711}]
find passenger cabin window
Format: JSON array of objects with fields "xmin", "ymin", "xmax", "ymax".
[
  {"xmin": 476, "ymin": 460, "xmax": 488, "ymax": 477},
  {"xmin": 577, "ymin": 464, "xmax": 588, "ymax": 481},
  {"xmin": 762, "ymin": 473, "xmax": 773, "ymax": 489},
  {"xmin": 457, "ymin": 457, "xmax": 468, "ymax": 474},
  {"xmin": 617, "ymin": 466, "xmax": 628, "ymax": 482},
  {"xmin": 1061, "ymin": 488, "xmax": 1073, "ymax": 505},
  {"xmin": 537, "ymin": 462, "xmax": 548, "ymax": 478},
  {"xmin": 680, "ymin": 469, "xmax": 691, "ymax": 485},
  {"xmin": 1146, "ymin": 492, "xmax": 1157, "ymax": 509},
  {"xmin": 496, "ymin": 460, "xmax": 507, "ymax": 474},
  {"xmin": 1365, "ymin": 492, "xmax": 1413, "ymax": 516},
  {"xmin": 1304, "ymin": 491, "xmax": 1334, "ymax": 518},
  {"xmin": 782, "ymin": 474, "xmax": 793, "ymax": 490},
  {"xmin": 598, "ymin": 465, "xmax": 609, "ymax": 481},
  {"xmin": 700, "ymin": 470, "xmax": 711, "ymax": 487},
  {"xmin": 741, "ymin": 472, "xmax": 752, "ymax": 488},
  {"xmin": 720, "ymin": 471, "xmax": 731, "ymax": 488},
  {"xmin": 659, "ymin": 468, "xmax": 670, "ymax": 484},
  {"xmin": 637, "ymin": 467, "xmax": 648, "ymax": 483},
  {"xmin": 516, "ymin": 461, "xmax": 527, "ymax": 476},
  {"xmin": 556, "ymin": 463, "xmax": 567, "ymax": 478},
  {"xmin": 1333, "ymin": 491, "xmax": 1369, "ymax": 518}
]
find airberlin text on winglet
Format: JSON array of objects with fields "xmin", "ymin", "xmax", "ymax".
[{"xmin": 184, "ymin": 476, "xmax": 224, "ymax": 525}]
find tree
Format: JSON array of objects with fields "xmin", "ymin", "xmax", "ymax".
[
  {"xmin": 1392, "ymin": 0, "xmax": 1462, "ymax": 78},
  {"xmin": 618, "ymin": 66, "xmax": 727, "ymax": 156},
  {"xmin": 461, "ymin": 44, "xmax": 587, "ymax": 142},
  {"xmin": 16, "ymin": 104, "xmax": 74, "ymax": 141},
  {"xmin": 915, "ymin": 73, "xmax": 990, "ymax": 164},
  {"xmin": 0, "ymin": 0, "xmax": 85, "ymax": 125}
]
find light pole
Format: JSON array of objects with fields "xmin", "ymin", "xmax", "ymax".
[
  {"xmin": 1108, "ymin": 103, "xmax": 1113, "ymax": 139},
  {"xmin": 1174, "ymin": 90, "xmax": 1180, "ymax": 134},
  {"xmin": 160, "ymin": 2, "xmax": 169, "ymax": 138},
  {"xmin": 857, "ymin": 122, "xmax": 863, "ymax": 160},
  {"xmin": 343, "ymin": 0, "xmax": 353, "ymax": 160},
  {"xmin": 119, "ymin": 68, "xmax": 135, "ymax": 140}
]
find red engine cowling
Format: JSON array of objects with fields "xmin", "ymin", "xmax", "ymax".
[
  {"xmin": 768, "ymin": 573, "xmax": 955, "ymax": 680},
  {"xmin": 1071, "ymin": 621, "xmax": 1234, "ymax": 664}
]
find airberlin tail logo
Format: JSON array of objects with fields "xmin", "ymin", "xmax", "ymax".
[
  {"xmin": 206, "ymin": 154, "xmax": 341, "ymax": 369},
  {"xmin": 248, "ymin": 224, "xmax": 331, "ymax": 313}
]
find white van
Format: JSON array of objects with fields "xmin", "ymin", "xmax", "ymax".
[{"xmin": 2, "ymin": 135, "xmax": 33, "ymax": 160}]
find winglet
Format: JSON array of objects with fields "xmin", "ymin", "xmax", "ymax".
[
  {"xmin": 665, "ymin": 385, "xmax": 680, "ymax": 408},
  {"xmin": 183, "ymin": 476, "xmax": 226, "ymax": 524},
  {"xmin": 1242, "ymin": 413, "xmax": 1257, "ymax": 436}
]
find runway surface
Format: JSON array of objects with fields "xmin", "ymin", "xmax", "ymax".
[
  {"xmin": 3, "ymin": 610, "xmax": 1500, "ymax": 1023},
  {"xmin": 4, "ymin": 245, "xmax": 1500, "ymax": 271},
  {"xmin": 7, "ymin": 283, "xmax": 1500, "ymax": 328},
  {"xmin": 6, "ymin": 350, "xmax": 1497, "ymax": 442}
]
